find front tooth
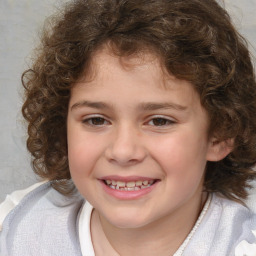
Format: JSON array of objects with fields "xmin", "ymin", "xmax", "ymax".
[
  {"xmin": 117, "ymin": 181, "xmax": 125, "ymax": 187},
  {"xmin": 127, "ymin": 187, "xmax": 135, "ymax": 191},
  {"xmin": 112, "ymin": 180, "xmax": 117, "ymax": 185},
  {"xmin": 126, "ymin": 181, "xmax": 135, "ymax": 188},
  {"xmin": 135, "ymin": 181, "xmax": 143, "ymax": 186},
  {"xmin": 143, "ymin": 180, "xmax": 149, "ymax": 186}
]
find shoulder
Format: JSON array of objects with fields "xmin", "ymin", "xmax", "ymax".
[
  {"xmin": 234, "ymin": 184, "xmax": 256, "ymax": 255},
  {"xmin": 184, "ymin": 190, "xmax": 256, "ymax": 255},
  {"xmin": 211, "ymin": 191, "xmax": 256, "ymax": 255},
  {"xmin": 0, "ymin": 181, "xmax": 84, "ymax": 227},
  {"xmin": 0, "ymin": 181, "xmax": 85, "ymax": 256},
  {"xmin": 0, "ymin": 181, "xmax": 47, "ymax": 231},
  {"xmin": 213, "ymin": 191, "xmax": 256, "ymax": 237},
  {"xmin": 245, "ymin": 182, "xmax": 256, "ymax": 214}
]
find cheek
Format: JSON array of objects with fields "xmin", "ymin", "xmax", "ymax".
[
  {"xmin": 156, "ymin": 136, "xmax": 207, "ymax": 200},
  {"xmin": 67, "ymin": 128, "xmax": 102, "ymax": 177},
  {"xmin": 67, "ymin": 135, "xmax": 102, "ymax": 199},
  {"xmin": 151, "ymin": 131, "xmax": 208, "ymax": 176}
]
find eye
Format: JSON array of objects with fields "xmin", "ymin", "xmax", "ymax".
[
  {"xmin": 148, "ymin": 117, "xmax": 175, "ymax": 126},
  {"xmin": 82, "ymin": 116, "xmax": 110, "ymax": 126}
]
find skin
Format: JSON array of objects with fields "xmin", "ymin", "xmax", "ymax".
[{"xmin": 67, "ymin": 48, "xmax": 231, "ymax": 255}]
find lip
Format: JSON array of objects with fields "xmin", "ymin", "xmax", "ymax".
[{"xmin": 99, "ymin": 176, "xmax": 160, "ymax": 200}]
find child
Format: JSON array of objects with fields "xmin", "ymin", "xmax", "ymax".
[{"xmin": 1, "ymin": 0, "xmax": 256, "ymax": 255}]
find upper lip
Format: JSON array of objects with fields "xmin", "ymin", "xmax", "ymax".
[{"xmin": 100, "ymin": 175, "xmax": 158, "ymax": 182}]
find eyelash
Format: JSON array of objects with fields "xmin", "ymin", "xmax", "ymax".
[
  {"xmin": 82, "ymin": 116, "xmax": 110, "ymax": 126},
  {"xmin": 82, "ymin": 115, "xmax": 175, "ymax": 128},
  {"xmin": 147, "ymin": 116, "xmax": 176, "ymax": 127}
]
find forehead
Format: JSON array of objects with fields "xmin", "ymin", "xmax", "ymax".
[
  {"xmin": 71, "ymin": 47, "xmax": 203, "ymax": 110},
  {"xmin": 78, "ymin": 46, "xmax": 193, "ymax": 91}
]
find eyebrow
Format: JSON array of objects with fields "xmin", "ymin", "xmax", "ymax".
[
  {"xmin": 71, "ymin": 101, "xmax": 111, "ymax": 111},
  {"xmin": 138, "ymin": 102, "xmax": 188, "ymax": 111},
  {"xmin": 70, "ymin": 100, "xmax": 187, "ymax": 111}
]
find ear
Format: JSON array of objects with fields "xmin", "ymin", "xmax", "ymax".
[{"xmin": 206, "ymin": 138, "xmax": 234, "ymax": 162}]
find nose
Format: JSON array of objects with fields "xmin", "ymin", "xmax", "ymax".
[{"xmin": 105, "ymin": 124, "xmax": 147, "ymax": 166}]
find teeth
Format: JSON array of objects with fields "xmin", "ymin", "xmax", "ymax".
[
  {"xmin": 116, "ymin": 181, "xmax": 125, "ymax": 187},
  {"xmin": 126, "ymin": 181, "xmax": 135, "ymax": 188},
  {"xmin": 105, "ymin": 179, "xmax": 155, "ymax": 191},
  {"xmin": 135, "ymin": 181, "xmax": 143, "ymax": 186}
]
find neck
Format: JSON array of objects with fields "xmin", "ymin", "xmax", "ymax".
[{"xmin": 91, "ymin": 192, "xmax": 208, "ymax": 256}]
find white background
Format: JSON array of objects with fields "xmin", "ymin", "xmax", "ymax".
[{"xmin": 0, "ymin": 0, "xmax": 255, "ymax": 202}]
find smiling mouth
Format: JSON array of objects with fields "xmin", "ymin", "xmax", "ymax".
[{"xmin": 103, "ymin": 179, "xmax": 158, "ymax": 191}]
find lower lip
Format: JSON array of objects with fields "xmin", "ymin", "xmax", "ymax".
[{"xmin": 100, "ymin": 181, "xmax": 158, "ymax": 200}]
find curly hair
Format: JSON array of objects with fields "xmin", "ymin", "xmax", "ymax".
[{"xmin": 22, "ymin": 0, "xmax": 256, "ymax": 201}]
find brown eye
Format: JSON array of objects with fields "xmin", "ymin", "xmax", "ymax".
[
  {"xmin": 152, "ymin": 118, "xmax": 168, "ymax": 126},
  {"xmin": 82, "ymin": 117, "xmax": 109, "ymax": 126},
  {"xmin": 149, "ymin": 118, "xmax": 175, "ymax": 126},
  {"xmin": 91, "ymin": 117, "xmax": 106, "ymax": 125}
]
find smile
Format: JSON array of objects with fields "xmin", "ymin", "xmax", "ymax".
[{"xmin": 104, "ymin": 180, "xmax": 155, "ymax": 191}]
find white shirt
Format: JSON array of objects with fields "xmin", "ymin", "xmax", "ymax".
[{"xmin": 1, "ymin": 182, "xmax": 256, "ymax": 256}]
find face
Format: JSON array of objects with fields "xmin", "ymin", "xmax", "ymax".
[{"xmin": 67, "ymin": 49, "xmax": 218, "ymax": 229}]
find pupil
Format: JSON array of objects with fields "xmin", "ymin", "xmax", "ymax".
[
  {"xmin": 153, "ymin": 118, "xmax": 166, "ymax": 126},
  {"xmin": 92, "ymin": 117, "xmax": 104, "ymax": 125}
]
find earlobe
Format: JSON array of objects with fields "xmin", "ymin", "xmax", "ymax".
[{"xmin": 206, "ymin": 138, "xmax": 234, "ymax": 162}]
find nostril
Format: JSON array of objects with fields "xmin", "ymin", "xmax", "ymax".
[{"xmin": 108, "ymin": 157, "xmax": 141, "ymax": 166}]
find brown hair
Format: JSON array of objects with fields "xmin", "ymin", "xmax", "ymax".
[{"xmin": 22, "ymin": 0, "xmax": 256, "ymax": 201}]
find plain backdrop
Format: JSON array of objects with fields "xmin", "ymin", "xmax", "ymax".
[{"xmin": 0, "ymin": 0, "xmax": 256, "ymax": 202}]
